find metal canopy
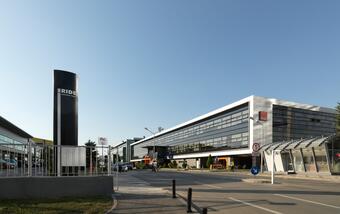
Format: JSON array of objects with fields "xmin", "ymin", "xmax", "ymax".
[
  {"xmin": 262, "ymin": 135, "xmax": 334, "ymax": 152},
  {"xmin": 307, "ymin": 136, "xmax": 330, "ymax": 148},
  {"xmin": 285, "ymin": 139, "xmax": 304, "ymax": 150},
  {"xmin": 275, "ymin": 141, "xmax": 294, "ymax": 150},
  {"xmin": 295, "ymin": 138, "xmax": 319, "ymax": 149},
  {"xmin": 259, "ymin": 143, "xmax": 273, "ymax": 152}
]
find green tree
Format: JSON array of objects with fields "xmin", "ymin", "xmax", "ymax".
[
  {"xmin": 337, "ymin": 103, "xmax": 340, "ymax": 136},
  {"xmin": 206, "ymin": 154, "xmax": 213, "ymax": 168},
  {"xmin": 85, "ymin": 140, "xmax": 97, "ymax": 169}
]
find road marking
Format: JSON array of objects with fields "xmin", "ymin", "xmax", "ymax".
[
  {"xmin": 194, "ymin": 181, "xmax": 221, "ymax": 189},
  {"xmin": 274, "ymin": 194, "xmax": 340, "ymax": 209},
  {"xmin": 229, "ymin": 197, "xmax": 283, "ymax": 214}
]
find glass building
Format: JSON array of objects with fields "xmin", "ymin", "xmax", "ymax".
[
  {"xmin": 130, "ymin": 96, "xmax": 337, "ymax": 172},
  {"xmin": 0, "ymin": 116, "xmax": 32, "ymax": 174},
  {"xmin": 114, "ymin": 137, "xmax": 144, "ymax": 163}
]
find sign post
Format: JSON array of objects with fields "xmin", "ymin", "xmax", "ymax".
[
  {"xmin": 98, "ymin": 137, "xmax": 108, "ymax": 174},
  {"xmin": 251, "ymin": 143, "xmax": 261, "ymax": 176},
  {"xmin": 272, "ymin": 150, "xmax": 275, "ymax": 184},
  {"xmin": 252, "ymin": 143, "xmax": 261, "ymax": 167}
]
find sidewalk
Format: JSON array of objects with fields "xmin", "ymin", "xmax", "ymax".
[
  {"xmin": 161, "ymin": 168, "xmax": 340, "ymax": 183},
  {"xmin": 111, "ymin": 173, "xmax": 191, "ymax": 214}
]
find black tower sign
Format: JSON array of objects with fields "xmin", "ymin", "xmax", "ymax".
[{"xmin": 53, "ymin": 70, "xmax": 78, "ymax": 146}]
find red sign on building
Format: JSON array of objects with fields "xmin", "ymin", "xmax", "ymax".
[{"xmin": 259, "ymin": 111, "xmax": 268, "ymax": 121}]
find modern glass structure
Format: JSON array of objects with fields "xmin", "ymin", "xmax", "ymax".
[
  {"xmin": 114, "ymin": 137, "xmax": 144, "ymax": 163},
  {"xmin": 261, "ymin": 135, "xmax": 340, "ymax": 174},
  {"xmin": 0, "ymin": 116, "xmax": 32, "ymax": 174},
  {"xmin": 130, "ymin": 96, "xmax": 337, "ymax": 173}
]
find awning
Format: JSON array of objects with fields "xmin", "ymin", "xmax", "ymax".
[
  {"xmin": 275, "ymin": 141, "xmax": 294, "ymax": 150},
  {"xmin": 307, "ymin": 136, "xmax": 330, "ymax": 148},
  {"xmin": 285, "ymin": 139, "xmax": 304, "ymax": 150},
  {"xmin": 259, "ymin": 143, "xmax": 274, "ymax": 152},
  {"xmin": 130, "ymin": 159, "xmax": 144, "ymax": 162},
  {"xmin": 295, "ymin": 138, "xmax": 319, "ymax": 149},
  {"xmin": 259, "ymin": 135, "xmax": 335, "ymax": 152}
]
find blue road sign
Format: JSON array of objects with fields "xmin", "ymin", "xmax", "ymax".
[{"xmin": 251, "ymin": 166, "xmax": 260, "ymax": 175}]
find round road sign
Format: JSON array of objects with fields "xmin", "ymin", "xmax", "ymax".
[
  {"xmin": 252, "ymin": 143, "xmax": 260, "ymax": 152},
  {"xmin": 251, "ymin": 166, "xmax": 260, "ymax": 175}
]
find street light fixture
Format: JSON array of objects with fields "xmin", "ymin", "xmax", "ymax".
[{"xmin": 144, "ymin": 127, "xmax": 156, "ymax": 161}]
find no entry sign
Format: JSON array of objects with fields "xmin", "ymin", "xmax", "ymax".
[{"xmin": 252, "ymin": 143, "xmax": 260, "ymax": 152}]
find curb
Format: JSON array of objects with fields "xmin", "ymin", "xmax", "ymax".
[
  {"xmin": 241, "ymin": 178, "xmax": 280, "ymax": 184},
  {"xmin": 105, "ymin": 194, "xmax": 118, "ymax": 214}
]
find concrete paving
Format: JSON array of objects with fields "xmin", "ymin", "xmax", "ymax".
[
  {"xmin": 124, "ymin": 169, "xmax": 340, "ymax": 214},
  {"xmin": 112, "ymin": 172, "xmax": 194, "ymax": 214}
]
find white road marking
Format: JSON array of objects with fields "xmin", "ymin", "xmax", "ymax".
[
  {"xmin": 229, "ymin": 197, "xmax": 283, "ymax": 214},
  {"xmin": 274, "ymin": 194, "xmax": 340, "ymax": 209},
  {"xmin": 194, "ymin": 181, "xmax": 221, "ymax": 189}
]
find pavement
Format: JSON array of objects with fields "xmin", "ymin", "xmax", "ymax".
[
  {"xmin": 112, "ymin": 169, "xmax": 340, "ymax": 214},
  {"xmin": 112, "ymin": 172, "xmax": 194, "ymax": 214}
]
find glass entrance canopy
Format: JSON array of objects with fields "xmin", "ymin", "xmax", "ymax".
[{"xmin": 260, "ymin": 135, "xmax": 340, "ymax": 174}]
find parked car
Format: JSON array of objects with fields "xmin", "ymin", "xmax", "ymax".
[
  {"xmin": 123, "ymin": 163, "xmax": 133, "ymax": 170},
  {"xmin": 112, "ymin": 163, "xmax": 133, "ymax": 172},
  {"xmin": 1, "ymin": 159, "xmax": 17, "ymax": 169}
]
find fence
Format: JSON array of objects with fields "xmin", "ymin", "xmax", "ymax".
[{"xmin": 0, "ymin": 143, "xmax": 118, "ymax": 178}]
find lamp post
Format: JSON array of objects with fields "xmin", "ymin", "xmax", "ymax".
[{"xmin": 145, "ymin": 127, "xmax": 156, "ymax": 161}]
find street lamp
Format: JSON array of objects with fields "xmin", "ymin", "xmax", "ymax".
[{"xmin": 144, "ymin": 127, "xmax": 156, "ymax": 161}]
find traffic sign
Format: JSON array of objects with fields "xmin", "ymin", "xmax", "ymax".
[
  {"xmin": 251, "ymin": 166, "xmax": 260, "ymax": 175},
  {"xmin": 252, "ymin": 143, "xmax": 260, "ymax": 152}
]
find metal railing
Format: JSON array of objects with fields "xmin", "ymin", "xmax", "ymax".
[{"xmin": 0, "ymin": 143, "xmax": 117, "ymax": 177}]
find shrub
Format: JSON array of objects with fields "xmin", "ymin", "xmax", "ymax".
[
  {"xmin": 136, "ymin": 162, "xmax": 146, "ymax": 169},
  {"xmin": 206, "ymin": 155, "xmax": 213, "ymax": 168},
  {"xmin": 182, "ymin": 161, "xmax": 187, "ymax": 169},
  {"xmin": 172, "ymin": 160, "xmax": 178, "ymax": 168}
]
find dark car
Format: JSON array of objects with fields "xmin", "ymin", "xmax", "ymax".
[
  {"xmin": 1, "ymin": 159, "xmax": 17, "ymax": 169},
  {"xmin": 112, "ymin": 163, "xmax": 133, "ymax": 172}
]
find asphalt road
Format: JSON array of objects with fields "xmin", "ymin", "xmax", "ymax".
[{"xmin": 120, "ymin": 170, "xmax": 340, "ymax": 214}]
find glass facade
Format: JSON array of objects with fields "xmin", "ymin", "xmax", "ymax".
[
  {"xmin": 273, "ymin": 105, "xmax": 336, "ymax": 142},
  {"xmin": 117, "ymin": 145, "xmax": 125, "ymax": 162},
  {"xmin": 138, "ymin": 103, "xmax": 249, "ymax": 156},
  {"xmin": 131, "ymin": 143, "xmax": 148, "ymax": 160},
  {"xmin": 291, "ymin": 149, "xmax": 304, "ymax": 172},
  {"xmin": 302, "ymin": 148, "xmax": 316, "ymax": 172},
  {"xmin": 0, "ymin": 133, "xmax": 26, "ymax": 152},
  {"xmin": 314, "ymin": 147, "xmax": 328, "ymax": 172}
]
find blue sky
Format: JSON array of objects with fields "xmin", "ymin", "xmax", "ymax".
[{"xmin": 0, "ymin": 1, "xmax": 339, "ymax": 146}]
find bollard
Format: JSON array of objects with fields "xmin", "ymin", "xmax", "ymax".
[
  {"xmin": 187, "ymin": 188, "xmax": 192, "ymax": 213},
  {"xmin": 202, "ymin": 207, "xmax": 208, "ymax": 214},
  {"xmin": 172, "ymin": 179, "xmax": 176, "ymax": 198}
]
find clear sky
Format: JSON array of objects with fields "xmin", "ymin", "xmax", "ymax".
[{"xmin": 0, "ymin": 0, "xmax": 339, "ymax": 146}]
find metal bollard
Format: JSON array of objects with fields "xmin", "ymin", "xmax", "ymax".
[
  {"xmin": 202, "ymin": 207, "xmax": 208, "ymax": 214},
  {"xmin": 172, "ymin": 179, "xmax": 176, "ymax": 198},
  {"xmin": 187, "ymin": 188, "xmax": 192, "ymax": 213}
]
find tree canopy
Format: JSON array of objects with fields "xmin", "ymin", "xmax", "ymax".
[{"xmin": 85, "ymin": 139, "xmax": 96, "ymax": 147}]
